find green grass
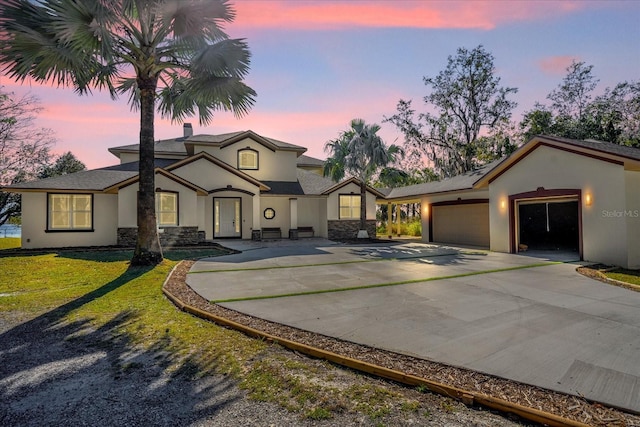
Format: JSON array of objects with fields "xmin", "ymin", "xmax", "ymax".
[
  {"xmin": 0, "ymin": 248, "xmax": 266, "ymax": 376},
  {"xmin": 605, "ymin": 269, "xmax": 640, "ymax": 286},
  {"xmin": 0, "ymin": 247, "xmax": 438, "ymax": 423},
  {"xmin": 0, "ymin": 237, "xmax": 20, "ymax": 250}
]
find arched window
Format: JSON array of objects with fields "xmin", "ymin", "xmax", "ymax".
[{"xmin": 238, "ymin": 148, "xmax": 258, "ymax": 170}]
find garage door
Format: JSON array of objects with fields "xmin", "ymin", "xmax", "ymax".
[
  {"xmin": 518, "ymin": 200, "xmax": 578, "ymax": 251},
  {"xmin": 432, "ymin": 203, "xmax": 490, "ymax": 247}
]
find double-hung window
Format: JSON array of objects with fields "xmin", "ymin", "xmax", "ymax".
[
  {"xmin": 48, "ymin": 194, "xmax": 93, "ymax": 231},
  {"xmin": 339, "ymin": 194, "xmax": 360, "ymax": 219},
  {"xmin": 156, "ymin": 191, "xmax": 178, "ymax": 226}
]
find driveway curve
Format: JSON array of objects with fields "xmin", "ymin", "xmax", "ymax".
[{"xmin": 187, "ymin": 239, "xmax": 640, "ymax": 412}]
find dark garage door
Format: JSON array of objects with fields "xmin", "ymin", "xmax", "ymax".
[{"xmin": 518, "ymin": 200, "xmax": 579, "ymax": 251}]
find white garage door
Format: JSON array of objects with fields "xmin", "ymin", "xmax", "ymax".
[{"xmin": 432, "ymin": 203, "xmax": 490, "ymax": 247}]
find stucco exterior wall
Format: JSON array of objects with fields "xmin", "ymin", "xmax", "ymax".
[
  {"xmin": 191, "ymin": 138, "xmax": 298, "ymax": 181},
  {"xmin": 156, "ymin": 174, "xmax": 198, "ymax": 226},
  {"xmin": 418, "ymin": 190, "xmax": 489, "ymax": 243},
  {"xmin": 118, "ymin": 153, "xmax": 139, "ymax": 164},
  {"xmin": 488, "ymin": 145, "xmax": 628, "ymax": 267},
  {"xmin": 326, "ymin": 182, "xmax": 377, "ymax": 221},
  {"xmin": 258, "ymin": 196, "xmax": 291, "ymax": 234},
  {"xmin": 117, "ymin": 174, "xmax": 199, "ymax": 228},
  {"xmin": 625, "ymin": 170, "xmax": 640, "ymax": 269},
  {"xmin": 170, "ymin": 158, "xmax": 260, "ymax": 194},
  {"xmin": 21, "ymin": 192, "xmax": 118, "ymax": 248},
  {"xmin": 297, "ymin": 197, "xmax": 328, "ymax": 238}
]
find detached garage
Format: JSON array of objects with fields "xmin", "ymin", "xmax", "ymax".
[
  {"xmin": 382, "ymin": 135, "xmax": 640, "ymax": 269},
  {"xmin": 481, "ymin": 136, "xmax": 640, "ymax": 269}
]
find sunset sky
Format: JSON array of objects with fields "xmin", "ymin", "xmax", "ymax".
[{"xmin": 1, "ymin": 0, "xmax": 639, "ymax": 169}]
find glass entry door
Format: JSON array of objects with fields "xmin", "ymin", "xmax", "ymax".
[{"xmin": 214, "ymin": 198, "xmax": 241, "ymax": 238}]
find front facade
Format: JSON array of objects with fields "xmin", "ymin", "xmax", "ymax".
[
  {"xmin": 8, "ymin": 126, "xmax": 380, "ymax": 248},
  {"xmin": 5, "ymin": 133, "xmax": 639, "ymax": 269}
]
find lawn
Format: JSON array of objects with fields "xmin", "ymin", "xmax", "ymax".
[
  {"xmin": 0, "ymin": 246, "xmax": 436, "ymax": 423},
  {"xmin": 0, "ymin": 237, "xmax": 20, "ymax": 250},
  {"xmin": 605, "ymin": 268, "xmax": 640, "ymax": 286}
]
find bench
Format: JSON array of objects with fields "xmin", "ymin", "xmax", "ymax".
[
  {"xmin": 261, "ymin": 227, "xmax": 282, "ymax": 239},
  {"xmin": 298, "ymin": 226, "xmax": 315, "ymax": 238}
]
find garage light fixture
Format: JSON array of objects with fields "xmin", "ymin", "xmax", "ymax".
[
  {"xmin": 500, "ymin": 199, "xmax": 507, "ymax": 210},
  {"xmin": 585, "ymin": 194, "xmax": 592, "ymax": 206}
]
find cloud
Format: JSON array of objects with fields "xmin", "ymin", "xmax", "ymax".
[
  {"xmin": 538, "ymin": 55, "xmax": 580, "ymax": 75},
  {"xmin": 231, "ymin": 1, "xmax": 592, "ymax": 32}
]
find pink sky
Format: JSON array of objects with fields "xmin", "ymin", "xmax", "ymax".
[{"xmin": 1, "ymin": 0, "xmax": 638, "ymax": 169}]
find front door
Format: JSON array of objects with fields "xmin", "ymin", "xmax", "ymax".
[{"xmin": 214, "ymin": 198, "xmax": 241, "ymax": 238}]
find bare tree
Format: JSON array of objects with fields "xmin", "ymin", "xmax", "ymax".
[{"xmin": 0, "ymin": 90, "xmax": 55, "ymax": 226}]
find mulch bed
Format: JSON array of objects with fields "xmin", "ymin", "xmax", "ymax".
[{"xmin": 164, "ymin": 261, "xmax": 640, "ymax": 427}]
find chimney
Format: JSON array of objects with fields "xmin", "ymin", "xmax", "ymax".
[{"xmin": 183, "ymin": 123, "xmax": 193, "ymax": 137}]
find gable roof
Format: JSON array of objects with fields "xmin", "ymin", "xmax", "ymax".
[
  {"xmin": 108, "ymin": 130, "xmax": 307, "ymax": 159},
  {"xmin": 103, "ymin": 168, "xmax": 208, "ymax": 195},
  {"xmin": 475, "ymin": 135, "xmax": 640, "ymax": 187},
  {"xmin": 321, "ymin": 177, "xmax": 386, "ymax": 198},
  {"xmin": 165, "ymin": 151, "xmax": 270, "ymax": 191},
  {"xmin": 214, "ymin": 130, "xmax": 306, "ymax": 154}
]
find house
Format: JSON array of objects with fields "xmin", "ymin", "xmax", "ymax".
[
  {"xmin": 383, "ymin": 135, "xmax": 640, "ymax": 269},
  {"xmin": 5, "ymin": 131, "xmax": 639, "ymax": 269},
  {"xmin": 5, "ymin": 125, "xmax": 381, "ymax": 248}
]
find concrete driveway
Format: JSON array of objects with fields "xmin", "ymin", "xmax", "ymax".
[{"xmin": 187, "ymin": 239, "xmax": 640, "ymax": 412}]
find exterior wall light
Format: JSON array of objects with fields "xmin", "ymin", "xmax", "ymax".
[
  {"xmin": 585, "ymin": 194, "xmax": 592, "ymax": 206},
  {"xmin": 500, "ymin": 199, "xmax": 507, "ymax": 210}
]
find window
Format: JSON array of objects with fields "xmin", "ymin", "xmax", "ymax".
[
  {"xmin": 48, "ymin": 194, "xmax": 93, "ymax": 230},
  {"xmin": 263, "ymin": 208, "xmax": 275, "ymax": 219},
  {"xmin": 156, "ymin": 191, "xmax": 178, "ymax": 226},
  {"xmin": 339, "ymin": 194, "xmax": 361, "ymax": 219},
  {"xmin": 238, "ymin": 148, "xmax": 258, "ymax": 170}
]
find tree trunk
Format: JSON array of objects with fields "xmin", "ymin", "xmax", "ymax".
[{"xmin": 131, "ymin": 76, "xmax": 163, "ymax": 266}]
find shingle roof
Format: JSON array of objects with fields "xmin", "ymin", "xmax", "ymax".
[
  {"xmin": 384, "ymin": 160, "xmax": 501, "ymax": 200},
  {"xmin": 99, "ymin": 159, "xmax": 179, "ymax": 171},
  {"xmin": 109, "ymin": 138, "xmax": 188, "ymax": 155},
  {"xmin": 538, "ymin": 135, "xmax": 640, "ymax": 161},
  {"xmin": 261, "ymin": 181, "xmax": 305, "ymax": 195},
  {"xmin": 110, "ymin": 130, "xmax": 307, "ymax": 157},
  {"xmin": 296, "ymin": 155, "xmax": 325, "ymax": 167},
  {"xmin": 296, "ymin": 169, "xmax": 336, "ymax": 195},
  {"xmin": 2, "ymin": 160, "xmax": 180, "ymax": 192},
  {"xmin": 4, "ymin": 169, "xmax": 138, "ymax": 192}
]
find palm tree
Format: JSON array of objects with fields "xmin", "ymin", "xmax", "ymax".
[
  {"xmin": 324, "ymin": 119, "xmax": 403, "ymax": 237},
  {"xmin": 0, "ymin": 0, "xmax": 256, "ymax": 265}
]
